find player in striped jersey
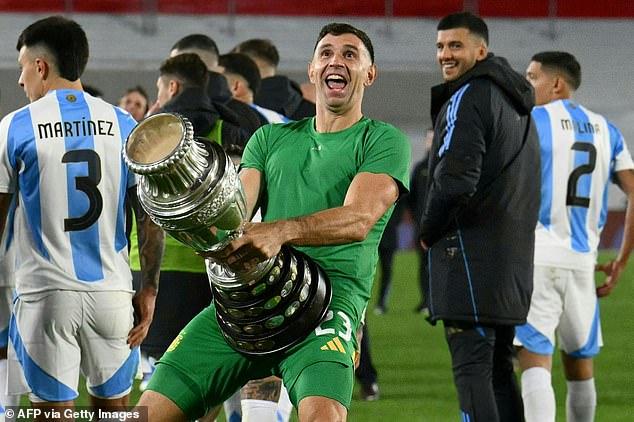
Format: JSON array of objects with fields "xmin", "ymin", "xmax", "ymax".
[
  {"xmin": 0, "ymin": 16, "xmax": 164, "ymax": 413},
  {"xmin": 514, "ymin": 51, "xmax": 634, "ymax": 422}
]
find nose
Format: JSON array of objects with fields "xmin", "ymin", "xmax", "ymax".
[
  {"xmin": 327, "ymin": 52, "xmax": 344, "ymax": 67},
  {"xmin": 438, "ymin": 46, "xmax": 452, "ymax": 61}
]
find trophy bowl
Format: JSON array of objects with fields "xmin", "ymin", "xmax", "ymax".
[{"xmin": 123, "ymin": 113, "xmax": 332, "ymax": 355}]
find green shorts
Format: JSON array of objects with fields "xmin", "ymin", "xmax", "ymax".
[{"xmin": 146, "ymin": 300, "xmax": 360, "ymax": 420}]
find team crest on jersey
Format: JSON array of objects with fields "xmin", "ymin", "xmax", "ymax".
[
  {"xmin": 166, "ymin": 332, "xmax": 184, "ymax": 352},
  {"xmin": 66, "ymin": 94, "xmax": 77, "ymax": 103}
]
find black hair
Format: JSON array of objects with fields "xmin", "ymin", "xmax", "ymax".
[
  {"xmin": 16, "ymin": 16, "xmax": 89, "ymax": 81},
  {"xmin": 159, "ymin": 53, "xmax": 209, "ymax": 88},
  {"xmin": 314, "ymin": 23, "xmax": 374, "ymax": 64},
  {"xmin": 531, "ymin": 51, "xmax": 581, "ymax": 90},
  {"xmin": 124, "ymin": 85, "xmax": 150, "ymax": 103},
  {"xmin": 171, "ymin": 34, "xmax": 219, "ymax": 59},
  {"xmin": 232, "ymin": 39, "xmax": 280, "ymax": 68},
  {"xmin": 437, "ymin": 12, "xmax": 489, "ymax": 45},
  {"xmin": 219, "ymin": 53, "xmax": 262, "ymax": 96}
]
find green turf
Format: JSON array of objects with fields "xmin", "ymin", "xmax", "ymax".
[{"xmin": 48, "ymin": 250, "xmax": 634, "ymax": 421}]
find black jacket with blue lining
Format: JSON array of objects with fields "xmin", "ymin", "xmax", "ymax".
[{"xmin": 419, "ymin": 54, "xmax": 541, "ymax": 326}]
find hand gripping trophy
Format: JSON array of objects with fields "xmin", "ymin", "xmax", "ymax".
[{"xmin": 123, "ymin": 113, "xmax": 331, "ymax": 355}]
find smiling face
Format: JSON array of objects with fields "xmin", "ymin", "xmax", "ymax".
[
  {"xmin": 308, "ymin": 33, "xmax": 376, "ymax": 114},
  {"xmin": 436, "ymin": 27, "xmax": 487, "ymax": 82}
]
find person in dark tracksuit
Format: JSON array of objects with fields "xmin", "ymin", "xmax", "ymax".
[{"xmin": 418, "ymin": 13, "xmax": 540, "ymax": 422}]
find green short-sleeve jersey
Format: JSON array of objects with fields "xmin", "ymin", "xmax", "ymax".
[{"xmin": 241, "ymin": 117, "xmax": 410, "ymax": 321}]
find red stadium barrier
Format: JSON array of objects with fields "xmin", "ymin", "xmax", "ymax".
[{"xmin": 1, "ymin": 0, "xmax": 633, "ymax": 17}]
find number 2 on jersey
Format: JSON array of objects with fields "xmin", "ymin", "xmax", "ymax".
[
  {"xmin": 62, "ymin": 149, "xmax": 103, "ymax": 231},
  {"xmin": 566, "ymin": 142, "xmax": 596, "ymax": 208}
]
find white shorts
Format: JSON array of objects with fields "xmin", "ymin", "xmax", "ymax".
[
  {"xmin": 7, "ymin": 290, "xmax": 140, "ymax": 401},
  {"xmin": 514, "ymin": 265, "xmax": 603, "ymax": 358},
  {"xmin": 0, "ymin": 286, "xmax": 14, "ymax": 348}
]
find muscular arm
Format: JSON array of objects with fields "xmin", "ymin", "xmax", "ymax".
[
  {"xmin": 126, "ymin": 186, "xmax": 165, "ymax": 348},
  {"xmin": 596, "ymin": 169, "xmax": 634, "ymax": 297},
  {"xmin": 212, "ymin": 171, "xmax": 400, "ymax": 270}
]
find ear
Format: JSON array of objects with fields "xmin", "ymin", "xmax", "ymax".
[
  {"xmin": 34, "ymin": 58, "xmax": 49, "ymax": 80},
  {"xmin": 168, "ymin": 80, "xmax": 180, "ymax": 97},
  {"xmin": 364, "ymin": 64, "xmax": 377, "ymax": 87},
  {"xmin": 552, "ymin": 76, "xmax": 567, "ymax": 96},
  {"xmin": 476, "ymin": 43, "xmax": 488, "ymax": 61},
  {"xmin": 231, "ymin": 79, "xmax": 246, "ymax": 97},
  {"xmin": 308, "ymin": 61, "xmax": 316, "ymax": 84}
]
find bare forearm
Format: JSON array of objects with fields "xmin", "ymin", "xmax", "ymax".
[
  {"xmin": 276, "ymin": 204, "xmax": 378, "ymax": 247},
  {"xmin": 617, "ymin": 193, "xmax": 634, "ymax": 264},
  {"xmin": 137, "ymin": 214, "xmax": 164, "ymax": 291}
]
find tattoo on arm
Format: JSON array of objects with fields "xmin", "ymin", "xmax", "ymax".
[
  {"xmin": 240, "ymin": 378, "xmax": 282, "ymax": 402},
  {"xmin": 127, "ymin": 187, "xmax": 164, "ymax": 291}
]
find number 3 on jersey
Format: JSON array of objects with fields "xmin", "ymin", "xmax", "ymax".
[
  {"xmin": 566, "ymin": 142, "xmax": 597, "ymax": 208},
  {"xmin": 62, "ymin": 149, "xmax": 103, "ymax": 231}
]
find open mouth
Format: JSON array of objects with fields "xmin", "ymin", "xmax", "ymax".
[{"xmin": 325, "ymin": 74, "xmax": 347, "ymax": 90}]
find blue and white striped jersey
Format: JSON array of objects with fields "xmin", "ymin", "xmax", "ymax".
[
  {"xmin": 0, "ymin": 89, "xmax": 138, "ymax": 294},
  {"xmin": 533, "ymin": 99, "xmax": 633, "ymax": 269}
]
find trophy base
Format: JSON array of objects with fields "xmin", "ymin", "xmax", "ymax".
[{"xmin": 210, "ymin": 246, "xmax": 332, "ymax": 355}]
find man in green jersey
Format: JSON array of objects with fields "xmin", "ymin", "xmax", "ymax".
[{"xmin": 134, "ymin": 22, "xmax": 410, "ymax": 422}]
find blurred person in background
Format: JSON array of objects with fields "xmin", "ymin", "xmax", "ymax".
[
  {"xmin": 169, "ymin": 34, "xmax": 263, "ymax": 138},
  {"xmin": 218, "ymin": 52, "xmax": 291, "ymax": 125},
  {"xmin": 232, "ymin": 38, "xmax": 316, "ymax": 120},
  {"xmin": 119, "ymin": 85, "xmax": 150, "ymax": 122}
]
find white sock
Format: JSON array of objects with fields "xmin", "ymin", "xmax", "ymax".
[
  {"xmin": 521, "ymin": 367, "xmax": 556, "ymax": 422},
  {"xmin": 241, "ymin": 399, "xmax": 277, "ymax": 422},
  {"xmin": 0, "ymin": 359, "xmax": 20, "ymax": 410},
  {"xmin": 276, "ymin": 385, "xmax": 293, "ymax": 422},
  {"xmin": 223, "ymin": 390, "xmax": 242, "ymax": 422},
  {"xmin": 566, "ymin": 379, "xmax": 596, "ymax": 422}
]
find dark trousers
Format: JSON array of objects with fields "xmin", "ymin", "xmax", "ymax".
[
  {"xmin": 377, "ymin": 247, "xmax": 396, "ymax": 309},
  {"xmin": 355, "ymin": 323, "xmax": 377, "ymax": 385},
  {"xmin": 444, "ymin": 321, "xmax": 524, "ymax": 422},
  {"xmin": 417, "ymin": 246, "xmax": 429, "ymax": 309}
]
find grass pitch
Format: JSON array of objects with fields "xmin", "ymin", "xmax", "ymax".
[{"xmin": 70, "ymin": 250, "xmax": 634, "ymax": 421}]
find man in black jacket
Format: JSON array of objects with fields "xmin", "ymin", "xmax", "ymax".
[
  {"xmin": 419, "ymin": 12, "xmax": 541, "ymax": 421},
  {"xmin": 232, "ymin": 38, "xmax": 316, "ymax": 120},
  {"xmin": 169, "ymin": 34, "xmax": 263, "ymax": 138}
]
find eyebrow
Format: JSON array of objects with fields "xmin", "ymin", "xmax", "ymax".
[{"xmin": 318, "ymin": 43, "xmax": 360, "ymax": 52}]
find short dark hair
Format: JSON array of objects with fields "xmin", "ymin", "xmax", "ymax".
[
  {"xmin": 171, "ymin": 34, "xmax": 219, "ymax": 59},
  {"xmin": 219, "ymin": 53, "xmax": 262, "ymax": 95},
  {"xmin": 232, "ymin": 39, "xmax": 280, "ymax": 68},
  {"xmin": 159, "ymin": 53, "xmax": 209, "ymax": 88},
  {"xmin": 437, "ymin": 12, "xmax": 489, "ymax": 45},
  {"xmin": 16, "ymin": 16, "xmax": 89, "ymax": 81},
  {"xmin": 314, "ymin": 23, "xmax": 374, "ymax": 64},
  {"xmin": 531, "ymin": 51, "xmax": 581, "ymax": 90}
]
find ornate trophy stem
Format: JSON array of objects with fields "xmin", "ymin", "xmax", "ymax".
[{"xmin": 123, "ymin": 113, "xmax": 331, "ymax": 355}]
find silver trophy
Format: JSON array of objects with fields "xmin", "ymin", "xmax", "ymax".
[{"xmin": 123, "ymin": 113, "xmax": 331, "ymax": 355}]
